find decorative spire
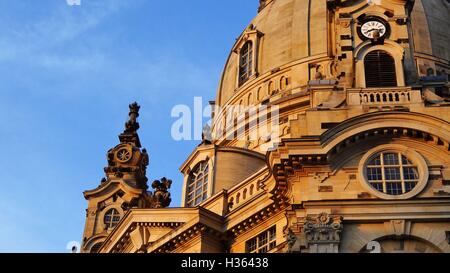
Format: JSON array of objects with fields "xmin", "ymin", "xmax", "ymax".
[{"xmin": 119, "ymin": 102, "xmax": 142, "ymax": 147}]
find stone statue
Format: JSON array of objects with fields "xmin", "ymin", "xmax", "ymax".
[
  {"xmin": 201, "ymin": 124, "xmax": 212, "ymax": 145},
  {"xmin": 125, "ymin": 102, "xmax": 140, "ymax": 134},
  {"xmin": 150, "ymin": 177, "xmax": 172, "ymax": 208}
]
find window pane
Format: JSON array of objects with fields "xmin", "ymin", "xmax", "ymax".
[
  {"xmin": 370, "ymin": 182, "xmax": 383, "ymax": 192},
  {"xmin": 383, "ymin": 153, "xmax": 399, "ymax": 165},
  {"xmin": 367, "ymin": 167, "xmax": 382, "ymax": 181},
  {"xmin": 246, "ymin": 226, "xmax": 276, "ymax": 253},
  {"xmin": 258, "ymin": 246, "xmax": 267, "ymax": 253},
  {"xmin": 384, "ymin": 167, "xmax": 401, "ymax": 180},
  {"xmin": 246, "ymin": 238, "xmax": 257, "ymax": 253},
  {"xmin": 368, "ymin": 155, "xmax": 382, "ymax": 166},
  {"xmin": 386, "ymin": 182, "xmax": 403, "ymax": 195},
  {"xmin": 403, "ymin": 167, "xmax": 419, "ymax": 180},
  {"xmin": 258, "ymin": 233, "xmax": 268, "ymax": 247},
  {"xmin": 404, "ymin": 181, "xmax": 417, "ymax": 193},
  {"xmin": 269, "ymin": 228, "xmax": 276, "ymax": 241},
  {"xmin": 269, "ymin": 241, "xmax": 276, "ymax": 250}
]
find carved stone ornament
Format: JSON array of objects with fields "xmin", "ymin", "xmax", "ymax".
[
  {"xmin": 103, "ymin": 102, "xmax": 150, "ymax": 190},
  {"xmin": 285, "ymin": 229, "xmax": 298, "ymax": 253},
  {"xmin": 302, "ymin": 212, "xmax": 343, "ymax": 253},
  {"xmin": 149, "ymin": 177, "xmax": 172, "ymax": 208},
  {"xmin": 119, "ymin": 102, "xmax": 142, "ymax": 148}
]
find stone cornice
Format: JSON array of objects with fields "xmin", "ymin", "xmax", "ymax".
[
  {"xmin": 100, "ymin": 208, "xmax": 206, "ymax": 253},
  {"xmin": 227, "ymin": 202, "xmax": 286, "ymax": 237},
  {"xmin": 300, "ymin": 198, "xmax": 450, "ymax": 221},
  {"xmin": 100, "ymin": 207, "xmax": 224, "ymax": 253},
  {"xmin": 83, "ymin": 179, "xmax": 144, "ymax": 200}
]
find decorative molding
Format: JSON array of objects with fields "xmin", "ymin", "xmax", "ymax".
[
  {"xmin": 384, "ymin": 219, "xmax": 411, "ymax": 237},
  {"xmin": 301, "ymin": 213, "xmax": 343, "ymax": 253}
]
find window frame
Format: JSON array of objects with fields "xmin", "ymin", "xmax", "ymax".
[
  {"xmin": 358, "ymin": 144, "xmax": 429, "ymax": 200},
  {"xmin": 239, "ymin": 41, "xmax": 254, "ymax": 86},
  {"xmin": 186, "ymin": 161, "xmax": 210, "ymax": 207},
  {"xmin": 246, "ymin": 226, "xmax": 277, "ymax": 253},
  {"xmin": 364, "ymin": 50, "xmax": 397, "ymax": 88},
  {"xmin": 366, "ymin": 152, "xmax": 419, "ymax": 195},
  {"xmin": 103, "ymin": 208, "xmax": 121, "ymax": 229}
]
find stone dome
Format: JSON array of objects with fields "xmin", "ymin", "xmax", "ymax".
[
  {"xmin": 211, "ymin": 0, "xmax": 450, "ymax": 153},
  {"xmin": 214, "ymin": 0, "xmax": 450, "ymax": 108},
  {"xmin": 216, "ymin": 0, "xmax": 330, "ymax": 107}
]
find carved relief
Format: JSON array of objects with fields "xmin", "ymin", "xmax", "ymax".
[{"xmin": 300, "ymin": 213, "xmax": 343, "ymax": 253}]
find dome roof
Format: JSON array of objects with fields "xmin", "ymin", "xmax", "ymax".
[
  {"xmin": 215, "ymin": 0, "xmax": 329, "ymax": 107},
  {"xmin": 214, "ymin": 0, "xmax": 450, "ymax": 108}
]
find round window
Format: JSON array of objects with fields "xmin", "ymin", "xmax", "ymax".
[
  {"xmin": 365, "ymin": 152, "xmax": 419, "ymax": 195},
  {"xmin": 359, "ymin": 145, "xmax": 429, "ymax": 200}
]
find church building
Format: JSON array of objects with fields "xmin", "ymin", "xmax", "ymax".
[{"xmin": 81, "ymin": 0, "xmax": 450, "ymax": 253}]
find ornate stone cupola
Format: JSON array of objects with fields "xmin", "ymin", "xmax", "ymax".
[
  {"xmin": 82, "ymin": 102, "xmax": 173, "ymax": 253},
  {"xmin": 104, "ymin": 102, "xmax": 149, "ymax": 190}
]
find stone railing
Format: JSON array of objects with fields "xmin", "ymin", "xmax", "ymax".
[
  {"xmin": 227, "ymin": 179, "xmax": 263, "ymax": 212},
  {"xmin": 347, "ymin": 87, "xmax": 423, "ymax": 106}
]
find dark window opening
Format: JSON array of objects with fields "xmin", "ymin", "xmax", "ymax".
[
  {"xmin": 239, "ymin": 41, "xmax": 253, "ymax": 86},
  {"xmin": 90, "ymin": 242, "xmax": 103, "ymax": 253},
  {"xmin": 364, "ymin": 50, "xmax": 397, "ymax": 87}
]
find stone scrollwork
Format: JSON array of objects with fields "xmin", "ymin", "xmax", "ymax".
[{"xmin": 302, "ymin": 212, "xmax": 343, "ymax": 253}]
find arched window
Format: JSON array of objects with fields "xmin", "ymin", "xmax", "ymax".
[
  {"xmin": 239, "ymin": 41, "xmax": 253, "ymax": 86},
  {"xmin": 186, "ymin": 161, "xmax": 209, "ymax": 207},
  {"xmin": 104, "ymin": 209, "xmax": 120, "ymax": 229},
  {"xmin": 364, "ymin": 50, "xmax": 397, "ymax": 87},
  {"xmin": 90, "ymin": 242, "xmax": 103, "ymax": 253}
]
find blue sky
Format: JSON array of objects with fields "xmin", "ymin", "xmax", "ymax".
[{"xmin": 0, "ymin": 0, "xmax": 258, "ymax": 252}]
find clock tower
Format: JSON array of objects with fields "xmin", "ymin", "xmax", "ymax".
[{"xmin": 81, "ymin": 102, "xmax": 153, "ymax": 253}]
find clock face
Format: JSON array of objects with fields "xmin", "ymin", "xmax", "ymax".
[{"xmin": 361, "ymin": 20, "xmax": 387, "ymax": 39}]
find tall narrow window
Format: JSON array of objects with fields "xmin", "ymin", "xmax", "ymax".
[
  {"xmin": 239, "ymin": 41, "xmax": 253, "ymax": 86},
  {"xmin": 186, "ymin": 161, "xmax": 209, "ymax": 207},
  {"xmin": 364, "ymin": 50, "xmax": 397, "ymax": 87}
]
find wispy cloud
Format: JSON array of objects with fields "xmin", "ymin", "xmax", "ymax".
[{"xmin": 0, "ymin": 0, "xmax": 127, "ymax": 64}]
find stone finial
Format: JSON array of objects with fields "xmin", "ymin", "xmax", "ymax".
[
  {"xmin": 119, "ymin": 102, "xmax": 142, "ymax": 147},
  {"xmin": 124, "ymin": 102, "xmax": 140, "ymax": 134}
]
